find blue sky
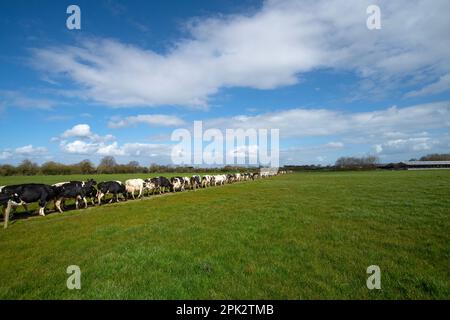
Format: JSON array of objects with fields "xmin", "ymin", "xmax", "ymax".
[{"xmin": 1, "ymin": 0, "xmax": 450, "ymax": 166}]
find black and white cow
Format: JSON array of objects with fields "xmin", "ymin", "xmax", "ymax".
[
  {"xmin": 190, "ymin": 175, "xmax": 201, "ymax": 190},
  {"xmin": 1, "ymin": 183, "xmax": 60, "ymax": 217},
  {"xmin": 143, "ymin": 178, "xmax": 158, "ymax": 196},
  {"xmin": 156, "ymin": 176, "xmax": 172, "ymax": 194},
  {"xmin": 201, "ymin": 175, "xmax": 213, "ymax": 188},
  {"xmin": 53, "ymin": 179, "xmax": 97, "ymax": 212},
  {"xmin": 96, "ymin": 181, "xmax": 127, "ymax": 204},
  {"xmin": 170, "ymin": 177, "xmax": 184, "ymax": 192}
]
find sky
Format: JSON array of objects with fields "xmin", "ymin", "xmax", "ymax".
[{"xmin": 0, "ymin": 0, "xmax": 450, "ymax": 166}]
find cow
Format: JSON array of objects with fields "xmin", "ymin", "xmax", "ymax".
[
  {"xmin": 1, "ymin": 183, "xmax": 61, "ymax": 219},
  {"xmin": 190, "ymin": 175, "xmax": 201, "ymax": 190},
  {"xmin": 143, "ymin": 178, "xmax": 158, "ymax": 196},
  {"xmin": 182, "ymin": 177, "xmax": 191, "ymax": 190},
  {"xmin": 201, "ymin": 175, "xmax": 213, "ymax": 188},
  {"xmin": 213, "ymin": 174, "xmax": 227, "ymax": 186},
  {"xmin": 125, "ymin": 178, "xmax": 146, "ymax": 199},
  {"xmin": 170, "ymin": 177, "xmax": 184, "ymax": 192},
  {"xmin": 157, "ymin": 176, "xmax": 172, "ymax": 194},
  {"xmin": 252, "ymin": 172, "xmax": 259, "ymax": 180},
  {"xmin": 53, "ymin": 179, "xmax": 97, "ymax": 212},
  {"xmin": 97, "ymin": 181, "xmax": 127, "ymax": 204}
]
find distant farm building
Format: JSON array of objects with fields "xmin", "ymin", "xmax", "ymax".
[
  {"xmin": 404, "ymin": 161, "xmax": 450, "ymax": 170},
  {"xmin": 379, "ymin": 161, "xmax": 450, "ymax": 170}
]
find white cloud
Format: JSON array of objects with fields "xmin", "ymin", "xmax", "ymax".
[
  {"xmin": 0, "ymin": 145, "xmax": 47, "ymax": 160},
  {"xmin": 374, "ymin": 137, "xmax": 437, "ymax": 155},
  {"xmin": 325, "ymin": 142, "xmax": 344, "ymax": 149},
  {"xmin": 15, "ymin": 145, "xmax": 47, "ymax": 155},
  {"xmin": 205, "ymin": 101, "xmax": 450, "ymax": 138},
  {"xmin": 58, "ymin": 124, "xmax": 114, "ymax": 142},
  {"xmin": 56, "ymin": 124, "xmax": 171, "ymax": 158},
  {"xmin": 108, "ymin": 114, "xmax": 186, "ymax": 128},
  {"xmin": 62, "ymin": 124, "xmax": 92, "ymax": 138},
  {"xmin": 31, "ymin": 0, "xmax": 450, "ymax": 107},
  {"xmin": 405, "ymin": 74, "xmax": 450, "ymax": 98},
  {"xmin": 61, "ymin": 140, "xmax": 99, "ymax": 155},
  {"xmin": 0, "ymin": 90, "xmax": 60, "ymax": 110}
]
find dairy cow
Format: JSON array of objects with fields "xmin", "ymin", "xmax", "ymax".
[
  {"xmin": 125, "ymin": 178, "xmax": 146, "ymax": 199},
  {"xmin": 1, "ymin": 183, "xmax": 60, "ymax": 223},
  {"xmin": 190, "ymin": 175, "xmax": 201, "ymax": 190},
  {"xmin": 97, "ymin": 181, "xmax": 126, "ymax": 204},
  {"xmin": 53, "ymin": 179, "xmax": 97, "ymax": 211},
  {"xmin": 213, "ymin": 174, "xmax": 227, "ymax": 186},
  {"xmin": 170, "ymin": 177, "xmax": 184, "ymax": 192}
]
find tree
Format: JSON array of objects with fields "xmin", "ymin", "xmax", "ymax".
[
  {"xmin": 335, "ymin": 155, "xmax": 379, "ymax": 170},
  {"xmin": 17, "ymin": 159, "xmax": 39, "ymax": 175},
  {"xmin": 97, "ymin": 156, "xmax": 117, "ymax": 174},
  {"xmin": 419, "ymin": 154, "xmax": 450, "ymax": 161},
  {"xmin": 77, "ymin": 159, "xmax": 96, "ymax": 174}
]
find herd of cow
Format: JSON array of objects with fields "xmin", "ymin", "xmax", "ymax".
[{"xmin": 1, "ymin": 171, "xmax": 286, "ymax": 228}]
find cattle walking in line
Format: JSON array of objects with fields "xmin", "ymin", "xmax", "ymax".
[
  {"xmin": 2, "ymin": 170, "xmax": 288, "ymax": 228},
  {"xmin": 97, "ymin": 181, "xmax": 127, "ymax": 204}
]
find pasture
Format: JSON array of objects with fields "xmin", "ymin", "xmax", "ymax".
[{"xmin": 0, "ymin": 170, "xmax": 449, "ymax": 299}]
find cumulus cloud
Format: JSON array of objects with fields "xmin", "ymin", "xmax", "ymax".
[
  {"xmin": 0, "ymin": 145, "xmax": 48, "ymax": 160},
  {"xmin": 108, "ymin": 114, "xmax": 186, "ymax": 128},
  {"xmin": 374, "ymin": 138, "xmax": 433, "ymax": 155},
  {"xmin": 15, "ymin": 145, "xmax": 47, "ymax": 156},
  {"xmin": 205, "ymin": 101, "xmax": 450, "ymax": 138},
  {"xmin": 56, "ymin": 124, "xmax": 171, "ymax": 158},
  {"xmin": 31, "ymin": 0, "xmax": 450, "ymax": 107},
  {"xmin": 58, "ymin": 124, "xmax": 114, "ymax": 142}
]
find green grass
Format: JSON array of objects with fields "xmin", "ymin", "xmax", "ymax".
[{"xmin": 0, "ymin": 170, "xmax": 449, "ymax": 299}]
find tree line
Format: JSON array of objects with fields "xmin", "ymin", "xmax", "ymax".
[
  {"xmin": 1, "ymin": 153, "xmax": 448, "ymax": 176},
  {"xmin": 0, "ymin": 156, "xmax": 260, "ymax": 176}
]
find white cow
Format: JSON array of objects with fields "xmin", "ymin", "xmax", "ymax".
[
  {"xmin": 125, "ymin": 178, "xmax": 146, "ymax": 199},
  {"xmin": 214, "ymin": 174, "xmax": 227, "ymax": 186}
]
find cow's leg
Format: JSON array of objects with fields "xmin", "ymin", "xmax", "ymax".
[
  {"xmin": 38, "ymin": 200, "xmax": 46, "ymax": 216},
  {"xmin": 75, "ymin": 196, "xmax": 81, "ymax": 210},
  {"xmin": 109, "ymin": 193, "xmax": 114, "ymax": 203},
  {"xmin": 55, "ymin": 198, "xmax": 64, "ymax": 213},
  {"xmin": 97, "ymin": 192, "xmax": 105, "ymax": 205}
]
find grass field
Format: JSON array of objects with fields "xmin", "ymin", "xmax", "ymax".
[{"xmin": 0, "ymin": 171, "xmax": 449, "ymax": 299}]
